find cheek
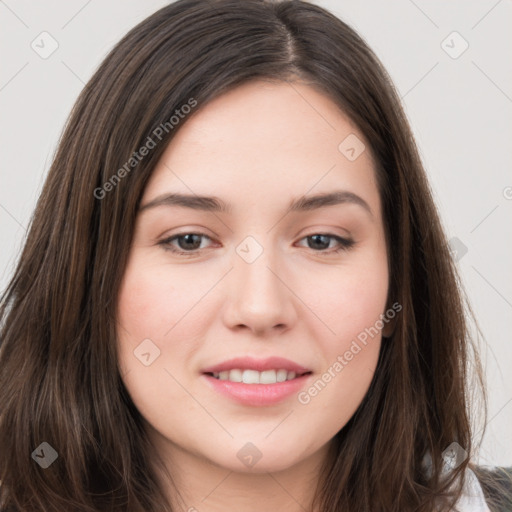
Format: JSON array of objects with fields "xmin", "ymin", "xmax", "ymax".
[
  {"xmin": 116, "ymin": 254, "xmax": 212, "ymax": 344},
  {"xmin": 297, "ymin": 339, "xmax": 380, "ymax": 449},
  {"xmin": 302, "ymin": 246, "xmax": 389, "ymax": 352},
  {"xmin": 115, "ymin": 257, "xmax": 207, "ymax": 428},
  {"xmin": 293, "ymin": 245, "xmax": 388, "ymax": 421},
  {"xmin": 117, "ymin": 256, "xmax": 173, "ymax": 337},
  {"xmin": 295, "ymin": 272, "xmax": 385, "ymax": 441},
  {"xmin": 302, "ymin": 270, "xmax": 385, "ymax": 395},
  {"xmin": 116, "ymin": 255, "xmax": 190, "ymax": 385}
]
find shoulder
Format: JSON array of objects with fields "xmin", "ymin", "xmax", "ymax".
[{"xmin": 472, "ymin": 465, "xmax": 512, "ymax": 512}]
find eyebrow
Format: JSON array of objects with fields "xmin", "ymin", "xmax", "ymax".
[{"xmin": 139, "ymin": 190, "xmax": 373, "ymax": 218}]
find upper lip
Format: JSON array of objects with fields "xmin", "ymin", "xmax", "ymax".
[{"xmin": 202, "ymin": 356, "xmax": 311, "ymax": 375}]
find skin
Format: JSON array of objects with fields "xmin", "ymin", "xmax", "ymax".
[{"xmin": 117, "ymin": 79, "xmax": 394, "ymax": 512}]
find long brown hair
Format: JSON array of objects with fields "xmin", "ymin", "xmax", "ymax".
[{"xmin": 0, "ymin": 0, "xmax": 492, "ymax": 510}]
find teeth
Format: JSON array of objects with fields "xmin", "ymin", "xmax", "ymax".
[
  {"xmin": 276, "ymin": 369, "xmax": 288, "ymax": 382},
  {"xmin": 211, "ymin": 369, "xmax": 301, "ymax": 384},
  {"xmin": 242, "ymin": 370, "xmax": 260, "ymax": 384},
  {"xmin": 260, "ymin": 370, "xmax": 277, "ymax": 384}
]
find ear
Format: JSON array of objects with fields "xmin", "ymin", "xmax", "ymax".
[
  {"xmin": 381, "ymin": 301, "xmax": 399, "ymax": 338},
  {"xmin": 381, "ymin": 315, "xmax": 396, "ymax": 338}
]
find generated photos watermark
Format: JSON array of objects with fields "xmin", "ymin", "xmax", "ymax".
[
  {"xmin": 297, "ymin": 301, "xmax": 402, "ymax": 405},
  {"xmin": 93, "ymin": 97, "xmax": 197, "ymax": 200}
]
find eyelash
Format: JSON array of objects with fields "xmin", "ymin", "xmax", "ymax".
[{"xmin": 158, "ymin": 232, "xmax": 355, "ymax": 257}]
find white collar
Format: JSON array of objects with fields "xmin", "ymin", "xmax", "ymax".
[
  {"xmin": 422, "ymin": 451, "xmax": 490, "ymax": 511},
  {"xmin": 455, "ymin": 467, "xmax": 491, "ymax": 512}
]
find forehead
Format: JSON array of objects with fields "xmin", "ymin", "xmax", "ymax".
[
  {"xmin": 166, "ymin": 80, "xmax": 368, "ymax": 159},
  {"xmin": 143, "ymin": 80, "xmax": 380, "ymax": 217}
]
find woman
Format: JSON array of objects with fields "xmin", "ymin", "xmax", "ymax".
[{"xmin": 0, "ymin": 0, "xmax": 510, "ymax": 510}]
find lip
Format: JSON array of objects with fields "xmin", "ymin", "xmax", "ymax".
[
  {"xmin": 201, "ymin": 356, "xmax": 311, "ymax": 374},
  {"xmin": 201, "ymin": 356, "xmax": 313, "ymax": 407},
  {"xmin": 202, "ymin": 373, "xmax": 313, "ymax": 407}
]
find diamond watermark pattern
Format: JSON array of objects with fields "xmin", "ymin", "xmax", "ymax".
[
  {"xmin": 338, "ymin": 133, "xmax": 366, "ymax": 162},
  {"xmin": 236, "ymin": 236, "xmax": 264, "ymax": 264},
  {"xmin": 30, "ymin": 31, "xmax": 59, "ymax": 59},
  {"xmin": 31, "ymin": 442, "xmax": 58, "ymax": 468},
  {"xmin": 134, "ymin": 338, "xmax": 161, "ymax": 366},
  {"xmin": 442, "ymin": 442, "xmax": 468, "ymax": 470},
  {"xmin": 441, "ymin": 31, "xmax": 469, "ymax": 59},
  {"xmin": 237, "ymin": 442, "xmax": 263, "ymax": 468},
  {"xmin": 448, "ymin": 237, "xmax": 468, "ymax": 262}
]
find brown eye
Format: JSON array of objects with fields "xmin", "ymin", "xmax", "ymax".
[
  {"xmin": 159, "ymin": 233, "xmax": 214, "ymax": 255},
  {"xmin": 297, "ymin": 234, "xmax": 355, "ymax": 254}
]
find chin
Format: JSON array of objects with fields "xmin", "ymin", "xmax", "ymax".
[
  {"xmin": 199, "ymin": 436, "xmax": 317, "ymax": 475},
  {"xmin": 213, "ymin": 451, "xmax": 301, "ymax": 474}
]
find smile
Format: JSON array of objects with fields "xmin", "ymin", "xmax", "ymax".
[{"xmin": 206, "ymin": 368, "xmax": 308, "ymax": 384}]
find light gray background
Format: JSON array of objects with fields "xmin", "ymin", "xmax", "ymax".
[{"xmin": 1, "ymin": 0, "xmax": 511, "ymax": 465}]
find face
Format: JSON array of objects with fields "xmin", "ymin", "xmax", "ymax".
[{"xmin": 117, "ymin": 80, "xmax": 392, "ymax": 475}]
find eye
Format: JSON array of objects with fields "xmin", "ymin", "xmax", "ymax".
[
  {"xmin": 159, "ymin": 233, "xmax": 215, "ymax": 256},
  {"xmin": 159, "ymin": 232, "xmax": 355, "ymax": 257},
  {"xmin": 296, "ymin": 234, "xmax": 355, "ymax": 255}
]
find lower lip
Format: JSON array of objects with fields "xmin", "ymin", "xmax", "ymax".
[{"xmin": 202, "ymin": 373, "xmax": 312, "ymax": 406}]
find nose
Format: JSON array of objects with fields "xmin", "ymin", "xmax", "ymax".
[{"xmin": 222, "ymin": 239, "xmax": 297, "ymax": 336}]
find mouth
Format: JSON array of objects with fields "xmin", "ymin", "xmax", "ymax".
[
  {"xmin": 200, "ymin": 356, "xmax": 313, "ymax": 406},
  {"xmin": 204, "ymin": 368, "xmax": 312, "ymax": 384}
]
